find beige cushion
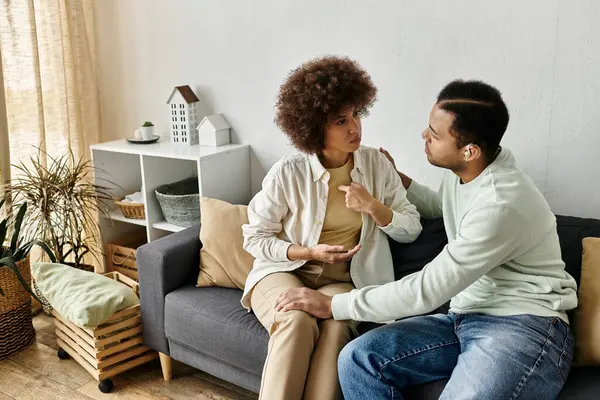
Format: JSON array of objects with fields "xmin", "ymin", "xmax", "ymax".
[
  {"xmin": 574, "ymin": 237, "xmax": 600, "ymax": 365},
  {"xmin": 197, "ymin": 197, "xmax": 255, "ymax": 290}
]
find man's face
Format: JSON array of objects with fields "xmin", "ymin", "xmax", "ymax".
[{"xmin": 422, "ymin": 104, "xmax": 465, "ymax": 170}]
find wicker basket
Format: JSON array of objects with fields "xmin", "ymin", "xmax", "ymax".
[
  {"xmin": 155, "ymin": 177, "xmax": 200, "ymax": 228},
  {"xmin": 106, "ymin": 232, "xmax": 147, "ymax": 282},
  {"xmin": 114, "ymin": 199, "xmax": 145, "ymax": 219},
  {"xmin": 0, "ymin": 255, "xmax": 36, "ymax": 360}
]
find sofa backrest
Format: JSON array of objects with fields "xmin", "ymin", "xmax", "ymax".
[{"xmin": 390, "ymin": 215, "xmax": 600, "ymax": 288}]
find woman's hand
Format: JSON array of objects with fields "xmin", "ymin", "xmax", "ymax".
[
  {"xmin": 339, "ymin": 183, "xmax": 392, "ymax": 226},
  {"xmin": 275, "ymin": 287, "xmax": 333, "ymax": 319},
  {"xmin": 310, "ymin": 244, "xmax": 361, "ymax": 264},
  {"xmin": 338, "ymin": 182, "xmax": 376, "ymax": 213}
]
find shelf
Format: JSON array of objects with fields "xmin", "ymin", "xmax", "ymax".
[
  {"xmin": 106, "ymin": 210, "xmax": 147, "ymax": 227},
  {"xmin": 153, "ymin": 221, "xmax": 187, "ymax": 233},
  {"xmin": 90, "ymin": 138, "xmax": 249, "ymax": 161}
]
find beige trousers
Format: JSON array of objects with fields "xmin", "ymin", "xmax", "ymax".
[{"xmin": 250, "ymin": 271, "xmax": 355, "ymax": 400}]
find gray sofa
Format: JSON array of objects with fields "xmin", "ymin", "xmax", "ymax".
[{"xmin": 138, "ymin": 215, "xmax": 600, "ymax": 399}]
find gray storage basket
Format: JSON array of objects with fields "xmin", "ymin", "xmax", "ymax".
[{"xmin": 155, "ymin": 177, "xmax": 200, "ymax": 227}]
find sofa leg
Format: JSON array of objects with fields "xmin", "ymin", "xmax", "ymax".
[{"xmin": 159, "ymin": 352, "xmax": 173, "ymax": 381}]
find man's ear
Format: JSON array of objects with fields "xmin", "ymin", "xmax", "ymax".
[{"xmin": 463, "ymin": 144, "xmax": 482, "ymax": 161}]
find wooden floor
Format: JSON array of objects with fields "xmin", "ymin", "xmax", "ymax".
[{"xmin": 0, "ymin": 313, "xmax": 258, "ymax": 400}]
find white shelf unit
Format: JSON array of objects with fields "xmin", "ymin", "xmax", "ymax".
[{"xmin": 90, "ymin": 138, "xmax": 251, "ymax": 272}]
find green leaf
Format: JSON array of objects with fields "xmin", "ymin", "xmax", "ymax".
[
  {"xmin": 10, "ymin": 203, "xmax": 27, "ymax": 252},
  {"xmin": 34, "ymin": 240, "xmax": 56, "ymax": 263},
  {"xmin": 0, "ymin": 219, "xmax": 7, "ymax": 248}
]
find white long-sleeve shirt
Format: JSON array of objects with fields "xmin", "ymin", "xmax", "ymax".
[
  {"xmin": 241, "ymin": 146, "xmax": 422, "ymax": 309},
  {"xmin": 332, "ymin": 148, "xmax": 578, "ymax": 323}
]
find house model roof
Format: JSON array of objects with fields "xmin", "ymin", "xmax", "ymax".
[
  {"xmin": 197, "ymin": 114, "xmax": 232, "ymax": 130},
  {"xmin": 166, "ymin": 85, "xmax": 200, "ymax": 104}
]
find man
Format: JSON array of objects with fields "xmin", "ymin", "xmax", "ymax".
[{"xmin": 274, "ymin": 80, "xmax": 578, "ymax": 399}]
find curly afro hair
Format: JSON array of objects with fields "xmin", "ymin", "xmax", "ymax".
[{"xmin": 275, "ymin": 56, "xmax": 377, "ymax": 154}]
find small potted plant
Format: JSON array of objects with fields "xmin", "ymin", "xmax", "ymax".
[{"xmin": 139, "ymin": 121, "xmax": 155, "ymax": 140}]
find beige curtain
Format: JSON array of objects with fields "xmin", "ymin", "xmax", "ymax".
[{"xmin": 0, "ymin": 0, "xmax": 101, "ymax": 181}]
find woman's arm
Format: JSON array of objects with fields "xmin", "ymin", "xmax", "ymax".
[
  {"xmin": 242, "ymin": 172, "xmax": 293, "ymax": 262},
  {"xmin": 243, "ymin": 166, "xmax": 362, "ymax": 264}
]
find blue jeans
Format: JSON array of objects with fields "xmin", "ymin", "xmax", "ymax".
[{"xmin": 338, "ymin": 313, "xmax": 573, "ymax": 400}]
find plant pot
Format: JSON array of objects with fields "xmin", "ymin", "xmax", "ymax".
[
  {"xmin": 0, "ymin": 255, "xmax": 36, "ymax": 360},
  {"xmin": 34, "ymin": 262, "xmax": 95, "ymax": 315}
]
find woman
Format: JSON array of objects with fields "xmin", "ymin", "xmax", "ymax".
[{"xmin": 242, "ymin": 55, "xmax": 422, "ymax": 400}]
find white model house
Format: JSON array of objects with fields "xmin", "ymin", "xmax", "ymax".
[
  {"xmin": 197, "ymin": 114, "xmax": 232, "ymax": 147},
  {"xmin": 166, "ymin": 86, "xmax": 201, "ymax": 145}
]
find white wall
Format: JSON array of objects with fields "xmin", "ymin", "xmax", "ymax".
[{"xmin": 94, "ymin": 0, "xmax": 600, "ymax": 218}]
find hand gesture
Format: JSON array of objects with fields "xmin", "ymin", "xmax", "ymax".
[
  {"xmin": 310, "ymin": 244, "xmax": 361, "ymax": 264},
  {"xmin": 338, "ymin": 182, "xmax": 375, "ymax": 213}
]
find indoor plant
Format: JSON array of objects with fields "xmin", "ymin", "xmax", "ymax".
[{"xmin": 6, "ymin": 150, "xmax": 113, "ymax": 313}]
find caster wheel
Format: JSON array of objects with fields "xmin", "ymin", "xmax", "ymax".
[
  {"xmin": 57, "ymin": 348, "xmax": 69, "ymax": 360},
  {"xmin": 98, "ymin": 379, "xmax": 114, "ymax": 393}
]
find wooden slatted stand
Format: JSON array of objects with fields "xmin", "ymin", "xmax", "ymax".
[{"xmin": 53, "ymin": 272, "xmax": 157, "ymax": 393}]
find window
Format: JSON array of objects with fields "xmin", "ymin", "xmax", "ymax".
[{"xmin": 180, "ymin": 104, "xmax": 184, "ymax": 109}]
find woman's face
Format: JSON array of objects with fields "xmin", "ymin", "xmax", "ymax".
[{"xmin": 323, "ymin": 107, "xmax": 362, "ymax": 154}]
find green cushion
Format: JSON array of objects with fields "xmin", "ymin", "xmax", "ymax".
[{"xmin": 31, "ymin": 262, "xmax": 139, "ymax": 328}]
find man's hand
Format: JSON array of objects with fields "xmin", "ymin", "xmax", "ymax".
[
  {"xmin": 338, "ymin": 182, "xmax": 376, "ymax": 214},
  {"xmin": 380, "ymin": 147, "xmax": 412, "ymax": 190},
  {"xmin": 275, "ymin": 287, "xmax": 333, "ymax": 319},
  {"xmin": 310, "ymin": 244, "xmax": 361, "ymax": 264}
]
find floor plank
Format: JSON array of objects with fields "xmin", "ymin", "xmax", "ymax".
[
  {"xmin": 120, "ymin": 360, "xmax": 257, "ymax": 400},
  {"xmin": 32, "ymin": 313, "xmax": 59, "ymax": 350},
  {"xmin": 0, "ymin": 359, "xmax": 91, "ymax": 399},
  {"xmin": 9, "ymin": 342, "xmax": 94, "ymax": 390},
  {"xmin": 0, "ymin": 313, "xmax": 258, "ymax": 400},
  {"xmin": 76, "ymin": 377, "xmax": 169, "ymax": 400}
]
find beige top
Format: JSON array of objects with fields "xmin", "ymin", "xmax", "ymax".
[
  {"xmin": 241, "ymin": 145, "xmax": 423, "ymax": 310},
  {"xmin": 296, "ymin": 156, "xmax": 362, "ymax": 286}
]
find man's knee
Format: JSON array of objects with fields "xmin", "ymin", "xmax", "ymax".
[{"xmin": 338, "ymin": 337, "xmax": 366, "ymax": 375}]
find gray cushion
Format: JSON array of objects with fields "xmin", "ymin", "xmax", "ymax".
[{"xmin": 164, "ymin": 285, "xmax": 268, "ymax": 377}]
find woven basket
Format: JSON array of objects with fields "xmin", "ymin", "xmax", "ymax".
[
  {"xmin": 155, "ymin": 177, "xmax": 200, "ymax": 228},
  {"xmin": 0, "ymin": 255, "xmax": 36, "ymax": 360},
  {"xmin": 115, "ymin": 199, "xmax": 145, "ymax": 219}
]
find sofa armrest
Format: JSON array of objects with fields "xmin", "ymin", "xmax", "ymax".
[{"xmin": 137, "ymin": 225, "xmax": 201, "ymax": 354}]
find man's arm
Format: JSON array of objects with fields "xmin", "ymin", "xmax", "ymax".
[
  {"xmin": 331, "ymin": 205, "xmax": 528, "ymax": 322},
  {"xmin": 379, "ymin": 147, "xmax": 443, "ymax": 218}
]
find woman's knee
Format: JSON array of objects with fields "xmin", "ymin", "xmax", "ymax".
[
  {"xmin": 277, "ymin": 310, "xmax": 318, "ymax": 334},
  {"xmin": 319, "ymin": 318, "xmax": 354, "ymax": 340}
]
